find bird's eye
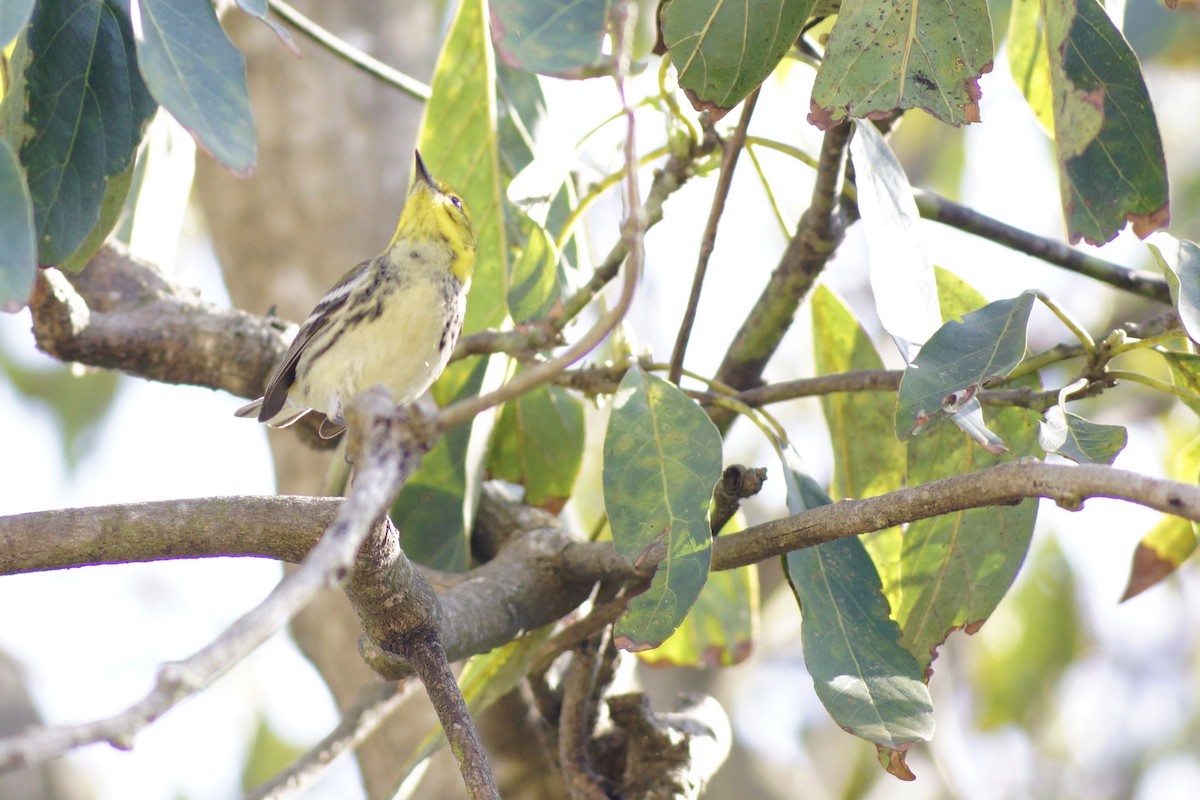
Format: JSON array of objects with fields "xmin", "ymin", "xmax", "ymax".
[{"xmin": 449, "ymin": 196, "xmax": 463, "ymax": 211}]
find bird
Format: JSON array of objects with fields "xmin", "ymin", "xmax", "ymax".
[{"xmin": 235, "ymin": 151, "xmax": 475, "ymax": 439}]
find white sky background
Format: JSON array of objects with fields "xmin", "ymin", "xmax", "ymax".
[{"xmin": 2, "ymin": 25, "xmax": 1200, "ymax": 800}]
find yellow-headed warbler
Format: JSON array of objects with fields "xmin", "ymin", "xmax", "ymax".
[{"xmin": 236, "ymin": 151, "xmax": 475, "ymax": 438}]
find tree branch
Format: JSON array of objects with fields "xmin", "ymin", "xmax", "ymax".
[
  {"xmin": 913, "ymin": 190, "xmax": 1171, "ymax": 304},
  {"xmin": 0, "ymin": 389, "xmax": 435, "ymax": 774},
  {"xmin": 668, "ymin": 87, "xmax": 760, "ymax": 385},
  {"xmin": 266, "ymin": 0, "xmax": 432, "ymax": 101},
  {"xmin": 5, "ymin": 462, "xmax": 1199, "ymax": 689},
  {"xmin": 711, "ymin": 121, "xmax": 852, "ymax": 429}
]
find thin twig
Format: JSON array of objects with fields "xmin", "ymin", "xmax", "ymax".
[
  {"xmin": 668, "ymin": 87, "xmax": 760, "ymax": 385},
  {"xmin": 913, "ymin": 189, "xmax": 1170, "ymax": 304},
  {"xmin": 266, "ymin": 0, "xmax": 432, "ymax": 101},
  {"xmin": 711, "ymin": 121, "xmax": 852, "ymax": 430},
  {"xmin": 248, "ymin": 681, "xmax": 415, "ymax": 800}
]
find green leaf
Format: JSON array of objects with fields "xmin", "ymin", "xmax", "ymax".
[
  {"xmin": 420, "ymin": 0, "xmax": 508, "ymax": 335},
  {"xmin": 0, "ymin": 0, "xmax": 34, "ymax": 45},
  {"xmin": 508, "ymin": 215, "xmax": 561, "ymax": 322},
  {"xmin": 134, "ymin": 0, "xmax": 257, "ymax": 176},
  {"xmin": 848, "ymin": 122, "xmax": 940, "ymax": 361},
  {"xmin": 490, "ymin": 0, "xmax": 612, "ymax": 78},
  {"xmin": 1146, "ymin": 232, "xmax": 1200, "ymax": 345},
  {"xmin": 809, "ymin": 0, "xmax": 993, "ymax": 128},
  {"xmin": 0, "ymin": 139, "xmax": 35, "ymax": 311},
  {"xmin": 899, "ymin": 397, "xmax": 1040, "ymax": 670},
  {"xmin": 488, "ymin": 383, "xmax": 585, "ymax": 509},
  {"xmin": 392, "ymin": 357, "xmax": 493, "ymax": 571},
  {"xmin": 780, "ymin": 454, "xmax": 934, "ymax": 750},
  {"xmin": 811, "ymin": 284, "xmax": 905, "ymax": 597},
  {"xmin": 642, "ymin": 563, "xmax": 757, "ymax": 667},
  {"xmin": 15, "ymin": 0, "xmax": 156, "ymax": 266},
  {"xmin": 1008, "ymin": 0, "xmax": 1053, "ymax": 135},
  {"xmin": 394, "ymin": 0, "xmax": 510, "ymax": 569},
  {"xmin": 1120, "ymin": 515, "xmax": 1198, "ymax": 602},
  {"xmin": 895, "ymin": 292, "xmax": 1035, "ymax": 439},
  {"xmin": 895, "ymin": 272, "xmax": 1041, "ymax": 670},
  {"xmin": 812, "ymin": 284, "xmax": 905, "ymax": 500},
  {"xmin": 1044, "ymin": 0, "xmax": 1169, "ymax": 245},
  {"xmin": 660, "ymin": 0, "xmax": 817, "ymax": 119},
  {"xmin": 603, "ymin": 366, "xmax": 722, "ymax": 651},
  {"xmin": 1038, "ymin": 406, "xmax": 1127, "ymax": 464}
]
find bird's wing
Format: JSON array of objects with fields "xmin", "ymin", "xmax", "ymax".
[{"xmin": 256, "ymin": 259, "xmax": 371, "ymax": 422}]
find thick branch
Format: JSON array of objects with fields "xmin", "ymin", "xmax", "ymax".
[{"xmin": 5, "ymin": 463, "xmax": 1199, "ymax": 686}]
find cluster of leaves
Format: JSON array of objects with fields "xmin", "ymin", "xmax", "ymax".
[{"xmin": 5, "ymin": 0, "xmax": 1200, "ymax": 785}]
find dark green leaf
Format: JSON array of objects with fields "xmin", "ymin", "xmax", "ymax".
[
  {"xmin": 491, "ymin": 0, "xmax": 612, "ymax": 78},
  {"xmin": 0, "ymin": 139, "xmax": 35, "ymax": 311},
  {"xmin": 810, "ymin": 0, "xmax": 993, "ymax": 128},
  {"xmin": 604, "ymin": 366, "xmax": 721, "ymax": 651},
  {"xmin": 661, "ymin": 0, "xmax": 816, "ymax": 119},
  {"xmin": 1045, "ymin": 0, "xmax": 1169, "ymax": 245},
  {"xmin": 1038, "ymin": 406, "xmax": 1126, "ymax": 464},
  {"xmin": 896, "ymin": 292, "xmax": 1035, "ymax": 439},
  {"xmin": 1146, "ymin": 232, "xmax": 1200, "ymax": 345},
  {"xmin": 488, "ymin": 383, "xmax": 585, "ymax": 509},
  {"xmin": 136, "ymin": 0, "xmax": 257, "ymax": 176},
  {"xmin": 58, "ymin": 157, "xmax": 135, "ymax": 272},
  {"xmin": 17, "ymin": 0, "xmax": 156, "ymax": 265},
  {"xmin": 780, "ymin": 453, "xmax": 934, "ymax": 749},
  {"xmin": 0, "ymin": 0, "xmax": 34, "ymax": 45}
]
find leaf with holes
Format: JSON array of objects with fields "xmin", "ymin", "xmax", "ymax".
[
  {"xmin": 604, "ymin": 366, "xmax": 722, "ymax": 651},
  {"xmin": 810, "ymin": 0, "xmax": 993, "ymax": 128}
]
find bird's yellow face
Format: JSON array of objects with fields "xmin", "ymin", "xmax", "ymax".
[{"xmin": 389, "ymin": 152, "xmax": 477, "ymax": 286}]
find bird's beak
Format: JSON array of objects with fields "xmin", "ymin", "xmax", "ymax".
[{"xmin": 413, "ymin": 150, "xmax": 435, "ymax": 189}]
